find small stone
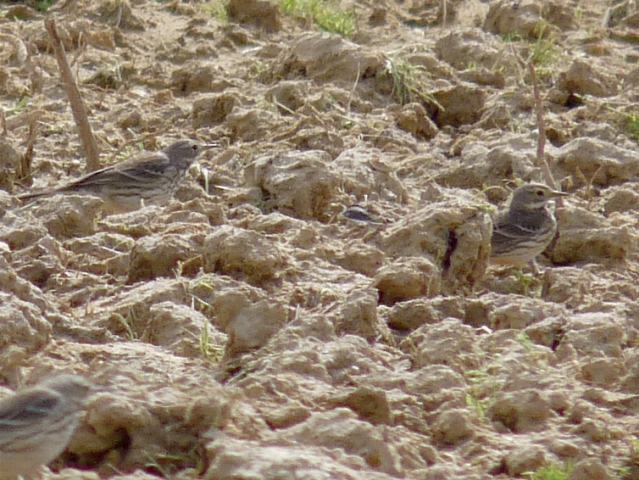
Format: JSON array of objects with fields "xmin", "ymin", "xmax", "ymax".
[
  {"xmin": 569, "ymin": 458, "xmax": 610, "ymax": 480},
  {"xmin": 192, "ymin": 93, "xmax": 238, "ymax": 128},
  {"xmin": 374, "ymin": 257, "xmax": 440, "ymax": 306},
  {"xmin": 504, "ymin": 445, "xmax": 546, "ymax": 476},
  {"xmin": 488, "ymin": 389, "xmax": 552, "ymax": 433},
  {"xmin": 395, "ymin": 103, "xmax": 439, "ymax": 140},
  {"xmin": 549, "ymin": 439, "xmax": 580, "ymax": 458},
  {"xmin": 580, "ymin": 358, "xmax": 625, "ymax": 387},
  {"xmin": 227, "ymin": 0, "xmax": 282, "ymax": 32},
  {"xmin": 604, "ymin": 188, "xmax": 639, "ymax": 214},
  {"xmin": 221, "ymin": 299, "xmax": 287, "ymax": 357},
  {"xmin": 128, "ymin": 233, "xmax": 202, "ymax": 283},
  {"xmin": 559, "ymin": 59, "xmax": 618, "ymax": 97},
  {"xmin": 172, "ymin": 63, "xmax": 214, "ymax": 94},
  {"xmin": 432, "ymin": 409, "xmax": 474, "ymax": 445},
  {"xmin": 431, "ymin": 83, "xmax": 486, "ymax": 127},
  {"xmin": 203, "ymin": 226, "xmax": 287, "ymax": 285}
]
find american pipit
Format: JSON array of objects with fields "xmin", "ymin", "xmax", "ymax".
[
  {"xmin": 18, "ymin": 139, "xmax": 218, "ymax": 212},
  {"xmin": 0, "ymin": 374, "xmax": 93, "ymax": 480},
  {"xmin": 490, "ymin": 183, "xmax": 568, "ymax": 270}
]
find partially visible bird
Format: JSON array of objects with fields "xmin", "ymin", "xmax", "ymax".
[
  {"xmin": 18, "ymin": 139, "xmax": 219, "ymax": 212},
  {"xmin": 0, "ymin": 374, "xmax": 93, "ymax": 480},
  {"xmin": 342, "ymin": 204, "xmax": 385, "ymax": 225},
  {"xmin": 490, "ymin": 183, "xmax": 568, "ymax": 270}
]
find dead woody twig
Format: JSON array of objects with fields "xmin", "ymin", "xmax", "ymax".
[{"xmin": 44, "ymin": 17, "xmax": 100, "ymax": 172}]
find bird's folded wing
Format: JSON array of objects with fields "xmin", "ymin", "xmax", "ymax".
[
  {"xmin": 68, "ymin": 152, "xmax": 171, "ymax": 188},
  {"xmin": 494, "ymin": 220, "xmax": 544, "ymax": 238},
  {"xmin": 0, "ymin": 389, "xmax": 60, "ymax": 433}
]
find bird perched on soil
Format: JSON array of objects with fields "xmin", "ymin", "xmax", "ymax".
[
  {"xmin": 342, "ymin": 204, "xmax": 385, "ymax": 225},
  {"xmin": 490, "ymin": 183, "xmax": 567, "ymax": 271},
  {"xmin": 18, "ymin": 139, "xmax": 219, "ymax": 212},
  {"xmin": 0, "ymin": 374, "xmax": 93, "ymax": 480}
]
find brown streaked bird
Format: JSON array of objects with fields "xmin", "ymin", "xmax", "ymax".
[
  {"xmin": 18, "ymin": 139, "xmax": 219, "ymax": 212},
  {"xmin": 490, "ymin": 183, "xmax": 568, "ymax": 271},
  {"xmin": 0, "ymin": 374, "xmax": 93, "ymax": 480}
]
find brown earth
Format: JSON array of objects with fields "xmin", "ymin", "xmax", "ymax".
[{"xmin": 1, "ymin": 0, "xmax": 639, "ymax": 478}]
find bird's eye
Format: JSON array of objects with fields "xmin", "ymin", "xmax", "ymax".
[
  {"xmin": 192, "ymin": 144, "xmax": 198, "ymax": 151},
  {"xmin": 536, "ymin": 190, "xmax": 544, "ymax": 196}
]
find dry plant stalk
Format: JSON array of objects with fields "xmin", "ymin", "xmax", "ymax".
[
  {"xmin": 19, "ymin": 115, "xmax": 39, "ymax": 183},
  {"xmin": 44, "ymin": 17, "xmax": 100, "ymax": 172},
  {"xmin": 528, "ymin": 62, "xmax": 564, "ymax": 207},
  {"xmin": 0, "ymin": 109, "xmax": 6, "ymax": 136},
  {"xmin": 441, "ymin": 0, "xmax": 447, "ymax": 26}
]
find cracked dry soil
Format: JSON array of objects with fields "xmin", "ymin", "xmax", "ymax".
[{"xmin": 1, "ymin": 0, "xmax": 639, "ymax": 478}]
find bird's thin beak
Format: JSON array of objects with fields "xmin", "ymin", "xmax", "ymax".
[
  {"xmin": 202, "ymin": 141, "xmax": 223, "ymax": 149},
  {"xmin": 551, "ymin": 189, "xmax": 569, "ymax": 197}
]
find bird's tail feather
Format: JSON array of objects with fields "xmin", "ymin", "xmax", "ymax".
[{"xmin": 17, "ymin": 188, "xmax": 59, "ymax": 202}]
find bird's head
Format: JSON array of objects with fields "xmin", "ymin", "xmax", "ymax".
[
  {"xmin": 509, "ymin": 183, "xmax": 567, "ymax": 211},
  {"xmin": 163, "ymin": 139, "xmax": 221, "ymax": 167}
]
